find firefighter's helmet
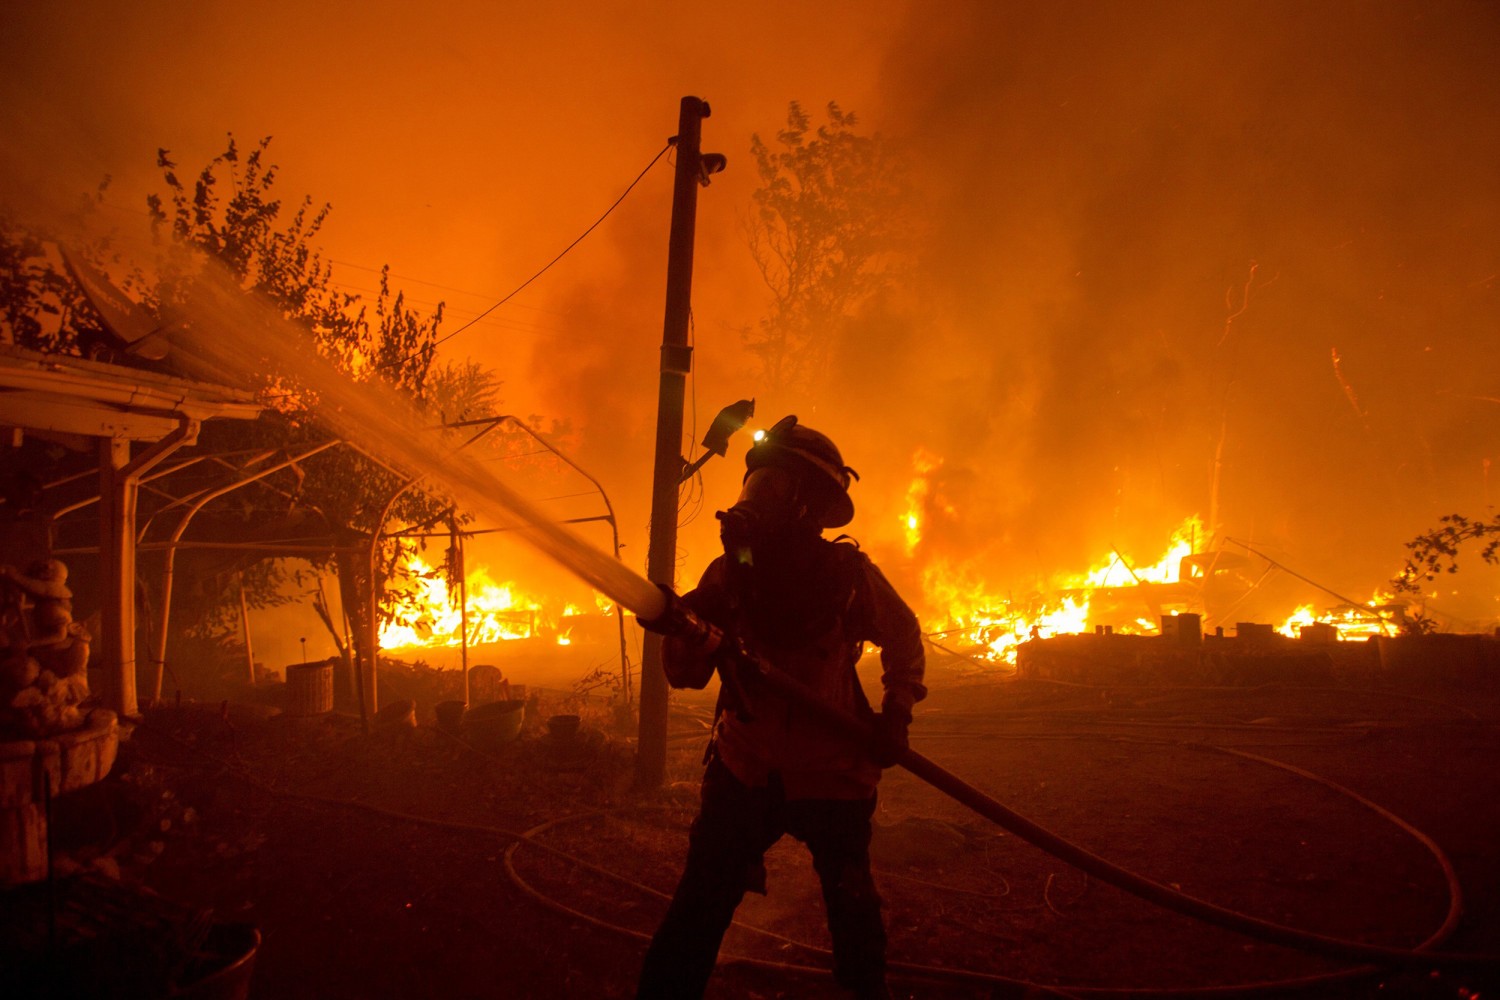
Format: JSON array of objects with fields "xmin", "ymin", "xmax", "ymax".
[{"xmin": 744, "ymin": 416, "xmax": 858, "ymax": 528}]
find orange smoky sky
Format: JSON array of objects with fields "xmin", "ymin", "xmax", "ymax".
[
  {"xmin": 0, "ymin": 0, "xmax": 904, "ymax": 578},
  {"xmin": 3, "ymin": 0, "xmax": 1498, "ymax": 633}
]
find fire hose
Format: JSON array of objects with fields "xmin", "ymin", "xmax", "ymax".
[
  {"xmin": 156, "ymin": 274, "xmax": 1497, "ymax": 975},
  {"xmin": 635, "ymin": 589, "xmax": 1498, "ymax": 973}
]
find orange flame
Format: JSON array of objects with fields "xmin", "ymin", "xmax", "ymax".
[
  {"xmin": 380, "ymin": 555, "xmax": 547, "ymax": 650},
  {"xmin": 907, "ymin": 450, "xmax": 1400, "ymax": 667},
  {"xmin": 902, "ymin": 448, "xmax": 946, "ymax": 556}
]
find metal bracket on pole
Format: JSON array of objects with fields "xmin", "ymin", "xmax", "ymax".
[{"xmin": 660, "ymin": 343, "xmax": 693, "ymax": 375}]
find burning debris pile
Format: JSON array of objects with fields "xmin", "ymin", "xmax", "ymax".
[
  {"xmin": 904, "ymin": 455, "xmax": 1406, "ymax": 669},
  {"xmin": 1, "ymin": 559, "xmax": 92, "ymax": 739},
  {"xmin": 1017, "ymin": 611, "xmax": 1500, "ymax": 690},
  {"xmin": 379, "ymin": 555, "xmax": 616, "ymax": 657}
]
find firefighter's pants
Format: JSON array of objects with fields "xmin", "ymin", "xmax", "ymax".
[{"xmin": 636, "ymin": 757, "xmax": 887, "ymax": 998}]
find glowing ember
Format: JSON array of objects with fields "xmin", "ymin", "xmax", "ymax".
[{"xmin": 902, "ymin": 448, "xmax": 945, "ymax": 556}]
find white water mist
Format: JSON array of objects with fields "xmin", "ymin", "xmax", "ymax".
[{"xmin": 169, "ymin": 261, "xmax": 667, "ymax": 622}]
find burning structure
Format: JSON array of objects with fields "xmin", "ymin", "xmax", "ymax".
[{"xmin": 1, "ymin": 2, "xmax": 1497, "ymax": 994}]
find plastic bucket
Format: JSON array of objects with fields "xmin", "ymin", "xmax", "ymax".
[
  {"xmin": 546, "ymin": 714, "xmax": 581, "ymax": 742},
  {"xmin": 284, "ymin": 662, "xmax": 333, "ymax": 716},
  {"xmin": 461, "ymin": 699, "xmax": 525, "ymax": 750},
  {"xmin": 172, "ymin": 923, "xmax": 260, "ymax": 1000}
]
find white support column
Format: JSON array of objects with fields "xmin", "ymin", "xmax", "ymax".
[
  {"xmin": 97, "ymin": 437, "xmax": 137, "ymax": 717},
  {"xmin": 95, "ymin": 418, "xmax": 197, "ymax": 718}
]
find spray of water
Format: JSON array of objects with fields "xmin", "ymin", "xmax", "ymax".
[{"xmin": 169, "ymin": 260, "xmax": 669, "ymax": 623}]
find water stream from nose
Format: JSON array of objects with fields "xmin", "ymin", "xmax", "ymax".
[{"xmin": 170, "ymin": 264, "xmax": 668, "ymax": 622}]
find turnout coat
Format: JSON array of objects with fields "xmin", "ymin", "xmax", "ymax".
[{"xmin": 662, "ymin": 537, "xmax": 926, "ymax": 800}]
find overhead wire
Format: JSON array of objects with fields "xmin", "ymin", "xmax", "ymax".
[
  {"xmin": 326, "ymin": 258, "xmax": 575, "ymax": 315},
  {"xmin": 320, "ymin": 278, "xmax": 572, "ymax": 341},
  {"xmin": 377, "ymin": 141, "xmax": 673, "ymax": 370},
  {"xmin": 89, "ymin": 141, "xmax": 666, "ymax": 364}
]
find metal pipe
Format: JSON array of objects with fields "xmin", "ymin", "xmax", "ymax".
[
  {"xmin": 366, "ymin": 474, "xmax": 422, "ymax": 723},
  {"xmin": 457, "ymin": 525, "xmax": 469, "ymax": 707},
  {"xmin": 98, "ymin": 413, "xmax": 198, "ymax": 718},
  {"xmin": 54, "ymin": 542, "xmax": 363, "ymax": 560},
  {"xmin": 361, "ymin": 423, "xmax": 506, "ymax": 723},
  {"xmin": 237, "ymin": 572, "xmax": 256, "ymax": 683},
  {"xmin": 149, "ymin": 439, "xmax": 341, "ymax": 704},
  {"xmin": 1225, "ymin": 538, "xmax": 1397, "ymax": 634},
  {"xmin": 47, "ymin": 453, "xmax": 211, "ymax": 520},
  {"xmin": 487, "ymin": 415, "xmax": 633, "ymax": 705},
  {"xmin": 134, "ymin": 449, "xmax": 280, "ymax": 541},
  {"xmin": 383, "ymin": 515, "xmax": 615, "ymax": 538}
]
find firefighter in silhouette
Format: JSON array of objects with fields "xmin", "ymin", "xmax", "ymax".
[{"xmin": 636, "ymin": 416, "xmax": 926, "ymax": 1000}]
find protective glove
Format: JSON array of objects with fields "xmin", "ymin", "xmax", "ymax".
[
  {"xmin": 869, "ymin": 707, "xmax": 912, "ymax": 768},
  {"xmin": 638, "ymin": 584, "xmax": 725, "ymax": 651}
]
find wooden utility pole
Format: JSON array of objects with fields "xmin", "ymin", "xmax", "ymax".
[{"xmin": 637, "ymin": 96, "xmax": 717, "ymax": 790}]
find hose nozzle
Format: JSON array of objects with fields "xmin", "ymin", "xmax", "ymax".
[{"xmin": 637, "ymin": 584, "xmax": 724, "ymax": 654}]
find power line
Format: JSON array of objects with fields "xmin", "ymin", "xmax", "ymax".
[
  {"xmin": 326, "ymin": 259, "xmax": 569, "ymax": 316},
  {"xmin": 378, "ymin": 141, "xmax": 673, "ymax": 370},
  {"xmin": 321, "ymin": 279, "xmax": 568, "ymax": 337},
  {"xmin": 326, "ymin": 284, "xmax": 568, "ymax": 332}
]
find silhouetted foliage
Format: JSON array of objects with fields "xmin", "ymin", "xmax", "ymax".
[
  {"xmin": 745, "ymin": 102, "xmax": 912, "ymax": 395},
  {"xmin": 1, "ymin": 136, "xmax": 504, "ymax": 673},
  {"xmin": 130, "ymin": 138, "xmax": 457, "ymax": 654},
  {"xmin": 1391, "ymin": 513, "xmax": 1500, "ymax": 599},
  {"xmin": 145, "ymin": 136, "xmax": 438, "ymax": 397},
  {"xmin": 0, "ymin": 180, "xmax": 150, "ymax": 355}
]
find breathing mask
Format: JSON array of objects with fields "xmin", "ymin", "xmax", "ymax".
[{"xmin": 716, "ymin": 465, "xmax": 808, "ymax": 566}]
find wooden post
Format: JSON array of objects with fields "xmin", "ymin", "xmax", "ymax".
[
  {"xmin": 96, "ymin": 438, "xmax": 135, "ymax": 717},
  {"xmin": 637, "ymin": 96, "xmax": 713, "ymax": 790}
]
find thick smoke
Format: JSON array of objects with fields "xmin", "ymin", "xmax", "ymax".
[
  {"xmin": 4, "ymin": 1, "xmax": 1496, "ymax": 637},
  {"xmin": 850, "ymin": 0, "xmax": 1500, "ymax": 622}
]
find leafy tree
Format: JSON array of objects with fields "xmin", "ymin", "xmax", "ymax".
[
  {"xmin": 424, "ymin": 358, "xmax": 504, "ymax": 424},
  {"xmin": 145, "ymin": 137, "xmax": 438, "ymax": 394},
  {"xmin": 745, "ymin": 101, "xmax": 913, "ymax": 394},
  {"xmin": 1, "ymin": 136, "xmax": 499, "ymax": 707},
  {"xmin": 1392, "ymin": 513, "xmax": 1500, "ymax": 596},
  {"xmin": 0, "ymin": 215, "xmax": 67, "ymax": 350},
  {"xmin": 137, "ymin": 138, "xmax": 457, "ymax": 694},
  {"xmin": 0, "ymin": 180, "xmax": 151, "ymax": 355}
]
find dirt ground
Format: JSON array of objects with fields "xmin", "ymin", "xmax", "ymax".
[{"xmin": 25, "ymin": 653, "xmax": 1500, "ymax": 999}]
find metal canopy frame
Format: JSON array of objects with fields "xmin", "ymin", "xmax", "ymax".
[{"xmin": 13, "ymin": 390, "xmax": 632, "ymax": 718}]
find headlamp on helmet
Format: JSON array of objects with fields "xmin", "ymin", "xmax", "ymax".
[{"xmin": 742, "ymin": 416, "xmax": 858, "ymax": 529}]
